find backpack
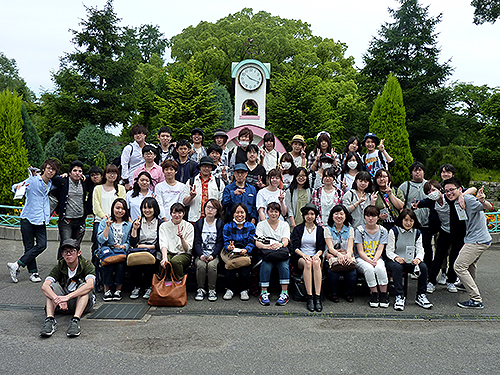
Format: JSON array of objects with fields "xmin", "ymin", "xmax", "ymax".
[{"xmin": 362, "ymin": 150, "xmax": 387, "ymax": 172}]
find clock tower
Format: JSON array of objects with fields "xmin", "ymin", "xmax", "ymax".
[{"xmin": 232, "ymin": 59, "xmax": 270, "ymax": 129}]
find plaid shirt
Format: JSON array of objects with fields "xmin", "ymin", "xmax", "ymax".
[
  {"xmin": 223, "ymin": 221, "xmax": 256, "ymax": 254},
  {"xmin": 312, "ymin": 186, "xmax": 343, "ymax": 227}
]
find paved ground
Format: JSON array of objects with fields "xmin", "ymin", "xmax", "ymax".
[{"xmin": 1, "ymin": 238, "xmax": 500, "ymax": 374}]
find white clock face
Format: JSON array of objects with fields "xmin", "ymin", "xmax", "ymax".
[{"xmin": 239, "ymin": 66, "xmax": 263, "ymax": 91}]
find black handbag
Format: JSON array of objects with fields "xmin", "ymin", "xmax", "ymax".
[{"xmin": 260, "ymin": 246, "xmax": 290, "ymax": 262}]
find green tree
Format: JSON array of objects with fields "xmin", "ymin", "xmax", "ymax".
[
  {"xmin": 361, "ymin": 0, "xmax": 453, "ymax": 161},
  {"xmin": 210, "ymin": 81, "xmax": 233, "ymax": 131},
  {"xmin": 471, "ymin": 0, "xmax": 500, "ymax": 24},
  {"xmin": 154, "ymin": 67, "xmax": 221, "ymax": 141},
  {"xmin": 0, "ymin": 52, "xmax": 34, "ymax": 102},
  {"xmin": 267, "ymin": 71, "xmax": 343, "ymax": 151},
  {"xmin": 76, "ymin": 125, "xmax": 121, "ymax": 165},
  {"xmin": 426, "ymin": 145, "xmax": 473, "ymax": 187},
  {"xmin": 0, "ymin": 90, "xmax": 29, "ymax": 205},
  {"xmin": 123, "ymin": 24, "xmax": 169, "ymax": 63},
  {"xmin": 47, "ymin": 0, "xmax": 136, "ymax": 133},
  {"xmin": 21, "ymin": 103, "xmax": 45, "ymax": 167},
  {"xmin": 44, "ymin": 131, "xmax": 67, "ymax": 161},
  {"xmin": 369, "ymin": 74, "xmax": 413, "ymax": 185}
]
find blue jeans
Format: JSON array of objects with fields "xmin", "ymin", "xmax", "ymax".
[
  {"xmin": 101, "ymin": 262, "xmax": 126, "ymax": 287},
  {"xmin": 19, "ymin": 219, "xmax": 47, "ymax": 273},
  {"xmin": 327, "ymin": 268, "xmax": 357, "ymax": 296},
  {"xmin": 259, "ymin": 260, "xmax": 289, "ymax": 287},
  {"xmin": 388, "ymin": 260, "xmax": 428, "ymax": 296}
]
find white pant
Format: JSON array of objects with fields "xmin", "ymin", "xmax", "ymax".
[{"xmin": 356, "ymin": 257, "xmax": 388, "ymax": 288}]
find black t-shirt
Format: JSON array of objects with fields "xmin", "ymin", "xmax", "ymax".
[
  {"xmin": 446, "ymin": 196, "xmax": 466, "ymax": 236},
  {"xmin": 246, "ymin": 164, "xmax": 267, "ymax": 190}
]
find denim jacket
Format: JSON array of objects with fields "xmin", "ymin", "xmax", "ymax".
[{"xmin": 97, "ymin": 220, "xmax": 132, "ymax": 252}]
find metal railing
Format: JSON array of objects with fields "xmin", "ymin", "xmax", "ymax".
[{"xmin": 0, "ymin": 205, "xmax": 94, "ymax": 228}]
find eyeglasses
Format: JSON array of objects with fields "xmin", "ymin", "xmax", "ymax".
[
  {"xmin": 445, "ymin": 187, "xmax": 457, "ymax": 194},
  {"xmin": 205, "ymin": 205, "xmax": 216, "ymax": 211},
  {"xmin": 106, "ymin": 171, "xmax": 117, "ymax": 175},
  {"xmin": 62, "ymin": 249, "xmax": 77, "ymax": 256}
]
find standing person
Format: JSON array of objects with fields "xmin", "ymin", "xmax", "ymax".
[
  {"xmin": 159, "ymin": 203, "xmax": 194, "ymax": 280},
  {"xmin": 289, "ymin": 134, "xmax": 307, "ymax": 169},
  {"xmin": 189, "ymin": 127, "xmax": 207, "ymax": 163},
  {"xmin": 260, "ymin": 132, "xmax": 282, "ymax": 173},
  {"xmin": 175, "ymin": 139, "xmax": 199, "ymax": 184},
  {"xmin": 285, "ymin": 167, "xmax": 312, "ymax": 230},
  {"xmin": 454, "ymin": 184, "xmax": 492, "ymax": 309},
  {"xmin": 126, "ymin": 171, "xmax": 154, "ymax": 221},
  {"xmin": 342, "ymin": 171, "xmax": 373, "ymax": 229},
  {"xmin": 222, "ymin": 203, "xmax": 255, "ymax": 301},
  {"xmin": 86, "ymin": 166, "xmax": 103, "ymax": 262},
  {"xmin": 129, "ymin": 197, "xmax": 161, "ymax": 300},
  {"xmin": 386, "ymin": 209, "xmax": 433, "ymax": 311},
  {"xmin": 279, "ymin": 153, "xmax": 297, "ymax": 190},
  {"xmin": 183, "ymin": 156, "xmax": 225, "ymax": 223},
  {"xmin": 245, "ymin": 144, "xmax": 267, "ymax": 190},
  {"xmin": 372, "ymin": 168, "xmax": 404, "ymax": 230},
  {"xmin": 354, "ymin": 205, "xmax": 390, "ymax": 308},
  {"xmin": 338, "ymin": 136, "xmax": 362, "ymax": 166},
  {"xmin": 362, "ymin": 132, "xmax": 395, "ymax": 178},
  {"xmin": 121, "ymin": 124, "xmax": 149, "ymax": 191},
  {"xmin": 193, "ymin": 199, "xmax": 224, "ymax": 302},
  {"xmin": 309, "ymin": 153, "xmax": 336, "ymax": 191},
  {"xmin": 213, "ymin": 128, "xmax": 229, "ymax": 168},
  {"xmin": 339, "ymin": 151, "xmax": 364, "ymax": 193},
  {"xmin": 39, "ymin": 239, "xmax": 95, "ymax": 338},
  {"xmin": 308, "ymin": 131, "xmax": 337, "ymax": 172},
  {"xmin": 255, "ymin": 202, "xmax": 291, "ymax": 306},
  {"xmin": 97, "ymin": 198, "xmax": 132, "ymax": 302},
  {"xmin": 8, "ymin": 159, "xmax": 61, "ymax": 283},
  {"xmin": 155, "ymin": 160, "xmax": 188, "ymax": 222},
  {"xmin": 290, "ymin": 203, "xmax": 326, "ymax": 312},
  {"xmin": 325, "ymin": 205, "xmax": 357, "ymax": 303},
  {"xmin": 398, "ymin": 161, "xmax": 432, "ymax": 266},
  {"xmin": 312, "ymin": 168, "xmax": 343, "ymax": 227},
  {"xmin": 91, "ymin": 164, "xmax": 126, "ymax": 291},
  {"xmin": 222, "ymin": 163, "xmax": 258, "ymax": 223},
  {"xmin": 51, "ymin": 160, "xmax": 88, "ymax": 258},
  {"xmin": 132, "ymin": 145, "xmax": 165, "ymax": 191},
  {"xmin": 228, "ymin": 127, "xmax": 253, "ymax": 173},
  {"xmin": 256, "ymin": 169, "xmax": 287, "ymax": 222},
  {"xmin": 208, "ymin": 143, "xmax": 229, "ymax": 185},
  {"xmin": 154, "ymin": 126, "xmax": 177, "ymax": 165}
]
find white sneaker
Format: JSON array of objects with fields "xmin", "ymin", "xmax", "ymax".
[
  {"xmin": 223, "ymin": 289, "xmax": 234, "ymax": 300},
  {"xmin": 446, "ymin": 283, "xmax": 457, "ymax": 293},
  {"xmin": 426, "ymin": 282, "xmax": 435, "ymax": 294},
  {"xmin": 208, "ymin": 289, "xmax": 217, "ymax": 302},
  {"xmin": 7, "ymin": 262, "xmax": 19, "ymax": 283},
  {"xmin": 130, "ymin": 287, "xmax": 140, "ymax": 299},
  {"xmin": 142, "ymin": 288, "xmax": 151, "ymax": 299},
  {"xmin": 394, "ymin": 295, "xmax": 405, "ymax": 311},
  {"xmin": 29, "ymin": 272, "xmax": 42, "ymax": 283},
  {"xmin": 195, "ymin": 288, "xmax": 206, "ymax": 301},
  {"xmin": 240, "ymin": 290, "xmax": 250, "ymax": 301},
  {"xmin": 437, "ymin": 272, "xmax": 447, "ymax": 285},
  {"xmin": 415, "ymin": 294, "xmax": 433, "ymax": 309}
]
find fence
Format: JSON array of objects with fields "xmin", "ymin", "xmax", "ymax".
[{"xmin": 0, "ymin": 205, "xmax": 94, "ymax": 229}]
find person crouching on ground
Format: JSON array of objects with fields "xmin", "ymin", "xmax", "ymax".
[{"xmin": 40, "ymin": 239, "xmax": 95, "ymax": 338}]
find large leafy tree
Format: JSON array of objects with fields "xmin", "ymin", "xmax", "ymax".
[
  {"xmin": 0, "ymin": 52, "xmax": 34, "ymax": 102},
  {"xmin": 369, "ymin": 74, "xmax": 413, "ymax": 185},
  {"xmin": 471, "ymin": 0, "xmax": 500, "ymax": 24},
  {"xmin": 0, "ymin": 90, "xmax": 29, "ymax": 205},
  {"xmin": 361, "ymin": 0, "xmax": 453, "ymax": 161}
]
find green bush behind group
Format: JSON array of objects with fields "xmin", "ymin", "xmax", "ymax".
[{"xmin": 1, "ymin": 0, "xmax": 500, "ymax": 207}]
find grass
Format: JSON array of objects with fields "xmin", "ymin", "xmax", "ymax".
[{"xmin": 471, "ymin": 168, "xmax": 500, "ymax": 182}]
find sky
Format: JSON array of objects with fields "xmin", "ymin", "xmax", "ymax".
[{"xmin": 1, "ymin": 0, "xmax": 499, "ymax": 97}]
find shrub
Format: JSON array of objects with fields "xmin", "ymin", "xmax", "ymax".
[
  {"xmin": 76, "ymin": 125, "xmax": 121, "ymax": 165},
  {"xmin": 45, "ymin": 131, "xmax": 67, "ymax": 161},
  {"xmin": 426, "ymin": 145, "xmax": 473, "ymax": 186}
]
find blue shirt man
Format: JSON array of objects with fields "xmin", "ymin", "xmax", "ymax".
[{"xmin": 222, "ymin": 163, "xmax": 257, "ymax": 223}]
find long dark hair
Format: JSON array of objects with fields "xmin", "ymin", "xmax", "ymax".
[
  {"xmin": 343, "ymin": 152, "xmax": 363, "ymax": 173},
  {"xmin": 342, "ymin": 136, "xmax": 361, "ymax": 154},
  {"xmin": 110, "ymin": 198, "xmax": 130, "ymax": 222},
  {"xmin": 373, "ymin": 168, "xmax": 393, "ymax": 192},
  {"xmin": 279, "ymin": 152, "xmax": 298, "ymax": 175},
  {"xmin": 289, "ymin": 167, "xmax": 309, "ymax": 193},
  {"xmin": 132, "ymin": 171, "xmax": 152, "ymax": 198},
  {"xmin": 140, "ymin": 197, "xmax": 160, "ymax": 219},
  {"xmin": 103, "ymin": 164, "xmax": 121, "ymax": 195},
  {"xmin": 327, "ymin": 204, "xmax": 353, "ymax": 228},
  {"xmin": 315, "ymin": 133, "xmax": 332, "ymax": 153},
  {"xmin": 352, "ymin": 171, "xmax": 373, "ymax": 193}
]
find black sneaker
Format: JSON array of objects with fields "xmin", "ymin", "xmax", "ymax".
[
  {"xmin": 379, "ymin": 292, "xmax": 390, "ymax": 308},
  {"xmin": 369, "ymin": 292, "xmax": 379, "ymax": 308},
  {"xmin": 102, "ymin": 290, "xmax": 113, "ymax": 301},
  {"xmin": 40, "ymin": 317, "xmax": 57, "ymax": 337},
  {"xmin": 457, "ymin": 299, "xmax": 484, "ymax": 309},
  {"xmin": 112, "ymin": 290, "xmax": 122, "ymax": 301},
  {"xmin": 67, "ymin": 318, "xmax": 81, "ymax": 337}
]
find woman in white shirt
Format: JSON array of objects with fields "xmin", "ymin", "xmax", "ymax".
[
  {"xmin": 256, "ymin": 168, "xmax": 287, "ymax": 222},
  {"xmin": 126, "ymin": 171, "xmax": 154, "ymax": 222}
]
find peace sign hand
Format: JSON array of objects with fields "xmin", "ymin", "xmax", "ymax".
[
  {"xmin": 189, "ymin": 184, "xmax": 197, "ymax": 198},
  {"xmin": 105, "ymin": 214, "xmax": 113, "ymax": 227},
  {"xmin": 133, "ymin": 216, "xmax": 141, "ymax": 229}
]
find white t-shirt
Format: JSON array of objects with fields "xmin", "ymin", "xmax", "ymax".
[
  {"xmin": 99, "ymin": 187, "xmax": 117, "ymax": 221},
  {"xmin": 320, "ymin": 189, "xmax": 337, "ymax": 226},
  {"xmin": 155, "ymin": 180, "xmax": 188, "ymax": 221},
  {"xmin": 256, "ymin": 220, "xmax": 291, "ymax": 243},
  {"xmin": 256, "ymin": 188, "xmax": 286, "ymax": 221},
  {"xmin": 301, "ymin": 227, "xmax": 317, "ymax": 256}
]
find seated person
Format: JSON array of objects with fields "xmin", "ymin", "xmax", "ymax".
[{"xmin": 40, "ymin": 239, "xmax": 95, "ymax": 338}]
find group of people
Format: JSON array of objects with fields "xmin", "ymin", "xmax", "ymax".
[{"xmin": 6, "ymin": 124, "xmax": 493, "ymax": 338}]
